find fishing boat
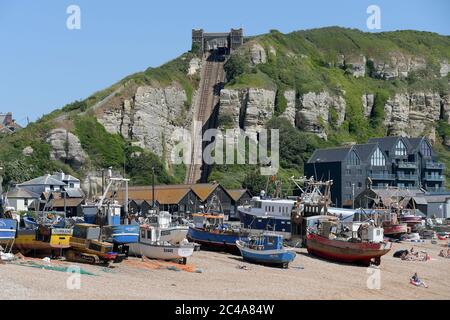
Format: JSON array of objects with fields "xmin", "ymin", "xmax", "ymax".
[
  {"xmin": 14, "ymin": 225, "xmax": 72, "ymax": 254},
  {"xmin": 0, "ymin": 218, "xmax": 17, "ymax": 244},
  {"xmin": 143, "ymin": 211, "xmax": 189, "ymax": 245},
  {"xmin": 238, "ymin": 195, "xmax": 295, "ymax": 239},
  {"xmin": 399, "ymin": 212, "xmax": 423, "ymax": 229},
  {"xmin": 129, "ymin": 225, "xmax": 195, "ymax": 264},
  {"xmin": 66, "ymin": 223, "xmax": 123, "ymax": 265},
  {"xmin": 82, "ymin": 171, "xmax": 139, "ymax": 250},
  {"xmin": 187, "ymin": 213, "xmax": 244, "ymax": 253},
  {"xmin": 236, "ymin": 232, "xmax": 296, "ymax": 268},
  {"xmin": 306, "ymin": 218, "xmax": 392, "ymax": 266}
]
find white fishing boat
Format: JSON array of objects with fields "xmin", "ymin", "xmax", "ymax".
[
  {"xmin": 141, "ymin": 211, "xmax": 189, "ymax": 245},
  {"xmin": 129, "ymin": 225, "xmax": 195, "ymax": 264}
]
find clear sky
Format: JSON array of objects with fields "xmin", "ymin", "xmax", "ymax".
[{"xmin": 1, "ymin": 0, "xmax": 449, "ymax": 126}]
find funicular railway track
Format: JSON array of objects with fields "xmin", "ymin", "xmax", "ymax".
[{"xmin": 185, "ymin": 51, "xmax": 225, "ymax": 184}]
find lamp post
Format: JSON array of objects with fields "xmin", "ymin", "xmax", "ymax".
[{"xmin": 352, "ymin": 183, "xmax": 355, "ymax": 209}]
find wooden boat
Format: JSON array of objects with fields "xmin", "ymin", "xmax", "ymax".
[
  {"xmin": 187, "ymin": 213, "xmax": 244, "ymax": 253},
  {"xmin": 236, "ymin": 233, "xmax": 296, "ymax": 268},
  {"xmin": 66, "ymin": 224, "xmax": 123, "ymax": 265},
  {"xmin": 306, "ymin": 219, "xmax": 392, "ymax": 266},
  {"xmin": 14, "ymin": 226, "xmax": 72, "ymax": 254},
  {"xmin": 380, "ymin": 211, "xmax": 408, "ymax": 238},
  {"xmin": 129, "ymin": 225, "xmax": 195, "ymax": 264}
]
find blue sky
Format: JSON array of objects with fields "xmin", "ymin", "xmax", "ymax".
[{"xmin": 1, "ymin": 0, "xmax": 449, "ymax": 126}]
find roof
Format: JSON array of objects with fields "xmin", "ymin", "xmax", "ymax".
[
  {"xmin": 422, "ymin": 194, "xmax": 450, "ymax": 203},
  {"xmin": 367, "ymin": 136, "xmax": 411, "ymax": 153},
  {"xmin": 412, "ymin": 196, "xmax": 428, "ymax": 205},
  {"xmin": 226, "ymin": 189, "xmax": 251, "ymax": 202},
  {"xmin": 6, "ymin": 188, "xmax": 40, "ymax": 199},
  {"xmin": 65, "ymin": 188, "xmax": 84, "ymax": 198},
  {"xmin": 352, "ymin": 143, "xmax": 378, "ymax": 161},
  {"xmin": 113, "ymin": 186, "xmax": 193, "ymax": 205},
  {"xmin": 51, "ymin": 173, "xmax": 80, "ymax": 182},
  {"xmin": 308, "ymin": 146, "xmax": 352, "ymax": 163},
  {"xmin": 190, "ymin": 183, "xmax": 220, "ymax": 201},
  {"xmin": 50, "ymin": 198, "xmax": 84, "ymax": 208},
  {"xmin": 19, "ymin": 174, "xmax": 66, "ymax": 187}
]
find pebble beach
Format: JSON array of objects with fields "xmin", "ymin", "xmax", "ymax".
[{"xmin": 1, "ymin": 240, "xmax": 449, "ymax": 300}]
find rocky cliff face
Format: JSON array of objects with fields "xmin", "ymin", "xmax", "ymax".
[
  {"xmin": 219, "ymin": 88, "xmax": 275, "ymax": 133},
  {"xmin": 98, "ymin": 85, "xmax": 192, "ymax": 159},
  {"xmin": 46, "ymin": 128, "xmax": 88, "ymax": 169}
]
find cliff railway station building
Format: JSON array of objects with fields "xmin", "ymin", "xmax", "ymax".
[{"xmin": 305, "ymin": 136, "xmax": 449, "ymax": 218}]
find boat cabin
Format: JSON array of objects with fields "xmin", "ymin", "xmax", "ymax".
[
  {"xmin": 247, "ymin": 233, "xmax": 284, "ymax": 251},
  {"xmin": 192, "ymin": 213, "xmax": 225, "ymax": 230},
  {"xmin": 245, "ymin": 197, "xmax": 296, "ymax": 218}
]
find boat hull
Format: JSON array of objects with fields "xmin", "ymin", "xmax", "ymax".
[
  {"xmin": 187, "ymin": 227, "xmax": 240, "ymax": 253},
  {"xmin": 129, "ymin": 242, "xmax": 194, "ymax": 261},
  {"xmin": 160, "ymin": 226, "xmax": 189, "ymax": 244},
  {"xmin": 383, "ymin": 223, "xmax": 408, "ymax": 237},
  {"xmin": 236, "ymin": 240, "xmax": 296, "ymax": 267},
  {"xmin": 110, "ymin": 225, "xmax": 140, "ymax": 244},
  {"xmin": 238, "ymin": 209, "xmax": 291, "ymax": 239},
  {"xmin": 0, "ymin": 219, "xmax": 17, "ymax": 244},
  {"xmin": 306, "ymin": 233, "xmax": 392, "ymax": 266}
]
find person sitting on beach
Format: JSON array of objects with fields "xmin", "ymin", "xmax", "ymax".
[{"xmin": 439, "ymin": 250, "xmax": 446, "ymax": 257}]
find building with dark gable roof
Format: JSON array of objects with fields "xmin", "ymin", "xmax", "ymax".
[{"xmin": 305, "ymin": 136, "xmax": 446, "ymax": 208}]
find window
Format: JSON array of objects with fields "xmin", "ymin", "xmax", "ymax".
[
  {"xmin": 347, "ymin": 151, "xmax": 360, "ymax": 165},
  {"xmin": 358, "ymin": 182, "xmax": 362, "ymax": 188},
  {"xmin": 420, "ymin": 140, "xmax": 431, "ymax": 157},
  {"xmin": 371, "ymin": 148, "xmax": 386, "ymax": 166},
  {"xmin": 69, "ymin": 183, "xmax": 74, "ymax": 188},
  {"xmin": 394, "ymin": 140, "xmax": 407, "ymax": 156},
  {"xmin": 357, "ymin": 169, "xmax": 363, "ymax": 175},
  {"xmin": 24, "ymin": 199, "xmax": 28, "ymax": 206},
  {"xmin": 345, "ymin": 169, "xmax": 351, "ymax": 175}
]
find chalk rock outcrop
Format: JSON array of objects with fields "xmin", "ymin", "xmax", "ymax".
[
  {"xmin": 249, "ymin": 43, "xmax": 267, "ymax": 65},
  {"xmin": 22, "ymin": 146, "xmax": 34, "ymax": 156},
  {"xmin": 384, "ymin": 92, "xmax": 442, "ymax": 142},
  {"xmin": 219, "ymin": 88, "xmax": 275, "ymax": 133},
  {"xmin": 280, "ymin": 90, "xmax": 296, "ymax": 126},
  {"xmin": 440, "ymin": 60, "xmax": 449, "ymax": 78},
  {"xmin": 98, "ymin": 86, "xmax": 191, "ymax": 159},
  {"xmin": 46, "ymin": 128, "xmax": 87, "ymax": 169},
  {"xmin": 369, "ymin": 53, "xmax": 426, "ymax": 80},
  {"xmin": 296, "ymin": 91, "xmax": 346, "ymax": 140},
  {"xmin": 188, "ymin": 57, "xmax": 202, "ymax": 75},
  {"xmin": 362, "ymin": 93, "xmax": 375, "ymax": 117}
]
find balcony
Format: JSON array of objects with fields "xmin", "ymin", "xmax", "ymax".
[
  {"xmin": 425, "ymin": 161, "xmax": 445, "ymax": 170},
  {"xmin": 397, "ymin": 173, "xmax": 418, "ymax": 180},
  {"xmin": 397, "ymin": 162, "xmax": 418, "ymax": 169},
  {"xmin": 424, "ymin": 174, "xmax": 445, "ymax": 181},
  {"xmin": 369, "ymin": 173, "xmax": 395, "ymax": 180},
  {"xmin": 426, "ymin": 187, "xmax": 447, "ymax": 193}
]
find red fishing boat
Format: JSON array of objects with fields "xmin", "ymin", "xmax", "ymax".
[
  {"xmin": 380, "ymin": 211, "xmax": 408, "ymax": 238},
  {"xmin": 306, "ymin": 219, "xmax": 392, "ymax": 266}
]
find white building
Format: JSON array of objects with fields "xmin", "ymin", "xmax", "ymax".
[
  {"xmin": 5, "ymin": 188, "xmax": 40, "ymax": 212},
  {"xmin": 18, "ymin": 174, "xmax": 67, "ymax": 195}
]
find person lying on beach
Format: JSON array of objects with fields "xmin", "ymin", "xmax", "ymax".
[{"xmin": 410, "ymin": 273, "xmax": 428, "ymax": 288}]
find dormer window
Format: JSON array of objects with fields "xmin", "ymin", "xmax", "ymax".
[
  {"xmin": 371, "ymin": 147, "xmax": 386, "ymax": 166},
  {"xmin": 347, "ymin": 151, "xmax": 360, "ymax": 165},
  {"xmin": 394, "ymin": 140, "xmax": 407, "ymax": 156},
  {"xmin": 420, "ymin": 140, "xmax": 431, "ymax": 157}
]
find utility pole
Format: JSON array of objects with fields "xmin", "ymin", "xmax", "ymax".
[
  {"xmin": 352, "ymin": 183, "xmax": 355, "ymax": 209},
  {"xmin": 152, "ymin": 166, "xmax": 156, "ymax": 209}
]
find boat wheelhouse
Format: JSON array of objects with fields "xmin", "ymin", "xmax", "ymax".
[{"xmin": 238, "ymin": 196, "xmax": 296, "ymax": 239}]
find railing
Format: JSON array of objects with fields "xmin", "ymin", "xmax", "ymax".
[
  {"xmin": 397, "ymin": 162, "xmax": 417, "ymax": 169},
  {"xmin": 424, "ymin": 174, "xmax": 445, "ymax": 181},
  {"xmin": 369, "ymin": 173, "xmax": 395, "ymax": 180},
  {"xmin": 426, "ymin": 187, "xmax": 447, "ymax": 193},
  {"xmin": 425, "ymin": 162, "xmax": 445, "ymax": 170},
  {"xmin": 397, "ymin": 173, "xmax": 418, "ymax": 180}
]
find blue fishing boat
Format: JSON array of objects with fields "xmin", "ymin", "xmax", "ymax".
[
  {"xmin": 236, "ymin": 233, "xmax": 296, "ymax": 268},
  {"xmin": 238, "ymin": 196, "xmax": 295, "ymax": 239},
  {"xmin": 109, "ymin": 224, "xmax": 140, "ymax": 244},
  {"xmin": 0, "ymin": 218, "xmax": 17, "ymax": 243},
  {"xmin": 187, "ymin": 213, "xmax": 245, "ymax": 253}
]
